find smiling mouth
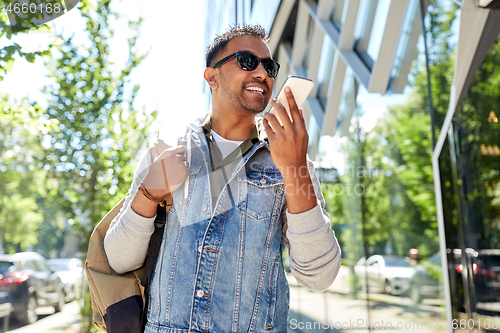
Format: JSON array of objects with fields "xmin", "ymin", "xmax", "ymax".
[{"xmin": 245, "ymin": 86, "xmax": 265, "ymax": 94}]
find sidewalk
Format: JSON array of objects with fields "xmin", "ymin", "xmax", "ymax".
[
  {"xmin": 286, "ymin": 266, "xmax": 446, "ymax": 333},
  {"xmin": 8, "ymin": 301, "xmax": 80, "ymax": 333}
]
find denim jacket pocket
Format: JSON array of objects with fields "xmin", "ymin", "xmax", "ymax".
[
  {"xmin": 266, "ymin": 256, "xmax": 280, "ymax": 329},
  {"xmin": 239, "ymin": 170, "xmax": 284, "ymax": 220}
]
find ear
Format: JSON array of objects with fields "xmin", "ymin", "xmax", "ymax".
[{"xmin": 204, "ymin": 67, "xmax": 218, "ymax": 90}]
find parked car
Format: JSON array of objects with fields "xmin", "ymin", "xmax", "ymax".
[
  {"xmin": 47, "ymin": 258, "xmax": 84, "ymax": 302},
  {"xmin": 409, "ymin": 249, "xmax": 500, "ymax": 306},
  {"xmin": 409, "ymin": 252, "xmax": 443, "ymax": 303},
  {"xmin": 0, "ymin": 252, "xmax": 65, "ymax": 324},
  {"xmin": 469, "ymin": 249, "xmax": 500, "ymax": 303},
  {"xmin": 0, "ymin": 291, "xmax": 13, "ymax": 319},
  {"xmin": 354, "ymin": 255, "xmax": 415, "ymax": 295}
]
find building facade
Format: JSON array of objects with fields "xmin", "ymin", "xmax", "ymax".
[{"xmin": 204, "ymin": 0, "xmax": 500, "ymax": 331}]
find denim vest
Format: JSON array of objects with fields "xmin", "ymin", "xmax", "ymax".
[{"xmin": 145, "ymin": 124, "xmax": 289, "ymax": 333}]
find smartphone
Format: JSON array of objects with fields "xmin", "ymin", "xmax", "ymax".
[{"xmin": 269, "ymin": 75, "xmax": 315, "ymax": 125}]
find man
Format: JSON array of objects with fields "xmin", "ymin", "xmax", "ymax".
[{"xmin": 104, "ymin": 24, "xmax": 341, "ymax": 333}]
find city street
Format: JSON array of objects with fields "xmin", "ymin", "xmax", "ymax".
[
  {"xmin": 6, "ymin": 300, "xmax": 80, "ymax": 333},
  {"xmin": 287, "ymin": 266, "xmax": 447, "ymax": 333},
  {"xmin": 4, "ymin": 266, "xmax": 497, "ymax": 333}
]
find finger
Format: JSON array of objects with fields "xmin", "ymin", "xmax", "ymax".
[
  {"xmin": 299, "ymin": 107, "xmax": 306, "ymax": 125},
  {"xmin": 157, "ymin": 145, "xmax": 185, "ymax": 161},
  {"xmin": 284, "ymin": 87, "xmax": 301, "ymax": 126},
  {"xmin": 262, "ymin": 119, "xmax": 277, "ymax": 146},
  {"xmin": 169, "ymin": 145, "xmax": 186, "ymax": 154},
  {"xmin": 269, "ymin": 98, "xmax": 291, "ymax": 129},
  {"xmin": 263, "ymin": 113, "xmax": 281, "ymax": 139}
]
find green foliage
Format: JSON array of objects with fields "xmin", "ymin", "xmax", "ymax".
[
  {"xmin": 43, "ymin": 0, "xmax": 154, "ymax": 246},
  {"xmin": 0, "ymin": 3, "xmax": 57, "ymax": 80},
  {"xmin": 322, "ymin": 135, "xmax": 365, "ymax": 266},
  {"xmin": 362, "ymin": 89, "xmax": 439, "ymax": 257},
  {"xmin": 0, "ymin": 97, "xmax": 51, "ymax": 252},
  {"xmin": 453, "ymin": 36, "xmax": 500, "ymax": 249}
]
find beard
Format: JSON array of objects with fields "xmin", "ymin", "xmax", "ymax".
[{"xmin": 219, "ymin": 73, "xmax": 270, "ymax": 114}]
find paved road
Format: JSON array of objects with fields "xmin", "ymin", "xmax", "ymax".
[
  {"xmin": 287, "ymin": 266, "xmax": 447, "ymax": 333},
  {"xmin": 7, "ymin": 300, "xmax": 80, "ymax": 333}
]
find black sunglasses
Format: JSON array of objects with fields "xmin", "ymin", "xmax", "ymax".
[{"xmin": 212, "ymin": 51, "xmax": 280, "ymax": 78}]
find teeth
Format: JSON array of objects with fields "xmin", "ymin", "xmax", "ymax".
[{"xmin": 246, "ymin": 87, "xmax": 264, "ymax": 93}]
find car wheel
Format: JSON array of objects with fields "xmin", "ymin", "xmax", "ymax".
[
  {"xmin": 410, "ymin": 284, "xmax": 422, "ymax": 304},
  {"xmin": 54, "ymin": 290, "xmax": 65, "ymax": 312},
  {"xmin": 18, "ymin": 295, "xmax": 38, "ymax": 325},
  {"xmin": 384, "ymin": 280, "xmax": 392, "ymax": 294}
]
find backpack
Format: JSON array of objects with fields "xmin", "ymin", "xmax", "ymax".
[{"xmin": 85, "ymin": 193, "xmax": 172, "ymax": 332}]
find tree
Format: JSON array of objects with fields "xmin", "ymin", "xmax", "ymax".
[
  {"xmin": 42, "ymin": 1, "xmax": 154, "ymax": 329},
  {"xmin": 0, "ymin": 96, "xmax": 57, "ymax": 253},
  {"xmin": 44, "ymin": 0, "xmax": 154, "ymax": 239},
  {"xmin": 0, "ymin": 2, "xmax": 56, "ymax": 80}
]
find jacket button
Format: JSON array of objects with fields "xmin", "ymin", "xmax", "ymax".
[
  {"xmin": 196, "ymin": 290, "xmax": 204, "ymax": 297},
  {"xmin": 260, "ymin": 178, "xmax": 266, "ymax": 184},
  {"xmin": 202, "ymin": 204, "xmax": 207, "ymax": 212},
  {"xmin": 198, "ymin": 245, "xmax": 202, "ymax": 253}
]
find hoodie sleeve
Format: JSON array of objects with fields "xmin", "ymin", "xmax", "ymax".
[
  {"xmin": 104, "ymin": 146, "xmax": 156, "ymax": 274},
  {"xmin": 284, "ymin": 159, "xmax": 341, "ymax": 292}
]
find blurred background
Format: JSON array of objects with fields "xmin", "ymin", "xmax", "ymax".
[{"xmin": 1, "ymin": 0, "xmax": 500, "ymax": 332}]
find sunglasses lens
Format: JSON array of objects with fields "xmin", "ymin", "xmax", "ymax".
[
  {"xmin": 236, "ymin": 52, "xmax": 280, "ymax": 78},
  {"xmin": 262, "ymin": 59, "xmax": 279, "ymax": 78},
  {"xmin": 237, "ymin": 53, "xmax": 259, "ymax": 71}
]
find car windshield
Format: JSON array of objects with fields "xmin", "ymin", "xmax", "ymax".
[
  {"xmin": 428, "ymin": 253, "xmax": 441, "ymax": 265},
  {"xmin": 48, "ymin": 263, "xmax": 71, "ymax": 271},
  {"xmin": 384, "ymin": 258, "xmax": 410, "ymax": 267},
  {"xmin": 0, "ymin": 261, "xmax": 14, "ymax": 274}
]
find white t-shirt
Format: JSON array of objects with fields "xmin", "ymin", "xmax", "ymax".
[{"xmin": 211, "ymin": 129, "xmax": 244, "ymax": 159}]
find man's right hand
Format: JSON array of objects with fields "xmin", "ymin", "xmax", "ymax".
[
  {"xmin": 142, "ymin": 144, "xmax": 190, "ymax": 196},
  {"xmin": 131, "ymin": 144, "xmax": 189, "ymax": 218}
]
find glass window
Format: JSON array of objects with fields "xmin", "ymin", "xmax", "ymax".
[
  {"xmin": 48, "ymin": 262, "xmax": 71, "ymax": 272},
  {"xmin": 302, "ymin": 17, "xmax": 315, "ymax": 76},
  {"xmin": 446, "ymin": 31, "xmax": 500, "ymax": 321},
  {"xmin": 34, "ymin": 260, "xmax": 51, "ymax": 273},
  {"xmin": 249, "ymin": 0, "xmax": 281, "ymax": 32},
  {"xmin": 317, "ymin": 36, "xmax": 336, "ymax": 109},
  {"xmin": 336, "ymin": 68, "xmax": 357, "ymax": 136},
  {"xmin": 0, "ymin": 262, "xmax": 14, "ymax": 274},
  {"xmin": 353, "ymin": 0, "xmax": 379, "ymax": 69},
  {"xmin": 384, "ymin": 258, "xmax": 410, "ymax": 267},
  {"xmin": 23, "ymin": 260, "xmax": 38, "ymax": 271},
  {"xmin": 330, "ymin": 0, "xmax": 345, "ymax": 31},
  {"xmin": 366, "ymin": 0, "xmax": 391, "ymax": 62}
]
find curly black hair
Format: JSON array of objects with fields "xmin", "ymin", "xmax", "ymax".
[{"xmin": 206, "ymin": 24, "xmax": 270, "ymax": 68}]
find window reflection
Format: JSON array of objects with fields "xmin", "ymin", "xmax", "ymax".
[{"xmin": 447, "ymin": 33, "xmax": 500, "ymax": 321}]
